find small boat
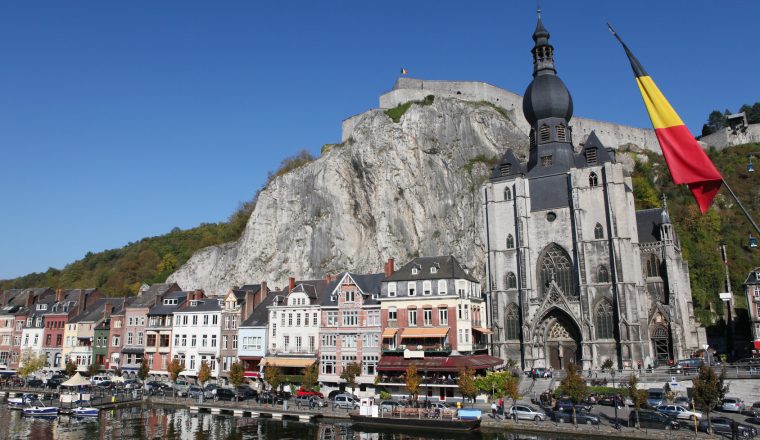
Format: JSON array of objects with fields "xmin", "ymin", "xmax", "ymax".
[
  {"xmin": 8, "ymin": 393, "xmax": 38, "ymax": 409},
  {"xmin": 350, "ymin": 399, "xmax": 481, "ymax": 432},
  {"xmin": 70, "ymin": 406, "xmax": 99, "ymax": 417},
  {"xmin": 23, "ymin": 405, "xmax": 59, "ymax": 417}
]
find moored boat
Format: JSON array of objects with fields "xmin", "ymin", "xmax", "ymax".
[
  {"xmin": 22, "ymin": 405, "xmax": 59, "ymax": 417},
  {"xmin": 8, "ymin": 393, "xmax": 38, "ymax": 409},
  {"xmin": 350, "ymin": 398, "xmax": 481, "ymax": 432},
  {"xmin": 70, "ymin": 406, "xmax": 99, "ymax": 417}
]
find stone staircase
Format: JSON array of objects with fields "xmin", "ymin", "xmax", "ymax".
[{"xmin": 520, "ymin": 378, "xmax": 553, "ymax": 402}]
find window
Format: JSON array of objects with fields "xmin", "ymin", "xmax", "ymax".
[
  {"xmin": 127, "ymin": 332, "xmax": 133, "ymax": 345},
  {"xmin": 345, "ymin": 291, "xmax": 355, "ymax": 302},
  {"xmin": 189, "ymin": 355, "xmax": 195, "ymax": 370},
  {"xmin": 191, "ymin": 335, "xmax": 197, "ymax": 347},
  {"xmin": 504, "ymin": 186, "xmax": 512, "ymax": 201},
  {"xmin": 408, "ymin": 309, "xmax": 417, "ymax": 326},
  {"xmin": 598, "ymin": 265, "xmax": 610, "ymax": 283},
  {"xmin": 192, "ymin": 315, "xmax": 198, "ymax": 326},
  {"xmin": 589, "ymin": 172, "xmax": 599, "ymax": 187},
  {"xmin": 556, "ymin": 123, "xmax": 567, "ymax": 142},
  {"xmin": 112, "ymin": 336, "xmax": 120, "ymax": 347},
  {"xmin": 423, "ymin": 281, "xmax": 432, "ymax": 295},
  {"xmin": 232, "ymin": 335, "xmax": 237, "ymax": 349},
  {"xmin": 541, "ymin": 155, "xmax": 552, "ymax": 167},
  {"xmin": 539, "ymin": 243, "xmax": 575, "ymax": 297},
  {"xmin": 343, "ymin": 311, "xmax": 358, "ymax": 326},
  {"xmin": 322, "ymin": 334, "xmax": 336, "ymax": 346},
  {"xmin": 284, "ymin": 336, "xmax": 290, "ymax": 351},
  {"xmin": 595, "ymin": 300, "xmax": 614, "ymax": 339},
  {"xmin": 224, "ymin": 316, "xmax": 230, "ymax": 330},
  {"xmin": 295, "ymin": 336, "xmax": 302, "ymax": 352},
  {"xmin": 288, "ymin": 313, "xmax": 293, "ymax": 326},
  {"xmin": 362, "ymin": 333, "xmax": 379, "ymax": 348},
  {"xmin": 327, "ymin": 311, "xmax": 338, "ymax": 326},
  {"xmin": 506, "ymin": 272, "xmax": 517, "ymax": 289},
  {"xmin": 211, "ymin": 335, "xmax": 217, "ymax": 347},
  {"xmin": 645, "ymin": 254, "xmax": 660, "ymax": 278},
  {"xmin": 423, "ymin": 308, "xmax": 432, "ymax": 326},
  {"xmin": 506, "ymin": 234, "xmax": 515, "ymax": 249},
  {"xmin": 439, "ymin": 308, "xmax": 448, "ymax": 325},
  {"xmin": 388, "ymin": 283, "xmax": 397, "ymax": 297},
  {"xmin": 585, "ymin": 148, "xmax": 598, "ymax": 165},
  {"xmin": 539, "ymin": 124, "xmax": 550, "ymax": 142},
  {"xmin": 367, "ymin": 310, "xmax": 380, "ymax": 326},
  {"xmin": 202, "ymin": 335, "xmax": 208, "ymax": 347},
  {"xmin": 148, "ymin": 334, "xmax": 157, "ymax": 347},
  {"xmin": 160, "ymin": 334, "xmax": 170, "ymax": 347},
  {"xmin": 408, "ymin": 284, "xmax": 416, "ymax": 296},
  {"xmin": 181, "ymin": 335, "xmax": 187, "ymax": 346},
  {"xmin": 411, "ymin": 267, "xmax": 419, "ymax": 275},
  {"xmin": 137, "ymin": 332, "xmax": 143, "ymax": 345},
  {"xmin": 271, "ymin": 322, "xmax": 276, "ymax": 338},
  {"xmin": 296, "ymin": 313, "xmax": 301, "ymax": 326},
  {"xmin": 430, "ymin": 266, "xmax": 438, "ymax": 274},
  {"xmin": 506, "ymin": 304, "xmax": 520, "ymax": 340},
  {"xmin": 363, "ymin": 355, "xmax": 378, "ymax": 376},
  {"xmin": 342, "ymin": 334, "xmax": 357, "ymax": 348},
  {"xmin": 438, "ymin": 280, "xmax": 447, "ymax": 295},
  {"xmin": 388, "ymin": 307, "xmax": 397, "ymax": 322},
  {"xmin": 321, "ymin": 355, "xmax": 336, "ymax": 374},
  {"xmin": 594, "ymin": 223, "xmax": 604, "ymax": 239}
]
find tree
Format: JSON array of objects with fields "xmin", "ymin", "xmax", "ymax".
[
  {"xmin": 87, "ymin": 361, "xmax": 101, "ymax": 377},
  {"xmin": 138, "ymin": 358, "xmax": 150, "ymax": 381},
  {"xmin": 559, "ymin": 363, "xmax": 586, "ymax": 426},
  {"xmin": 627, "ymin": 373, "xmax": 648, "ymax": 429},
  {"xmin": 302, "ymin": 361, "xmax": 319, "ymax": 391},
  {"xmin": 404, "ymin": 362, "xmax": 421, "ymax": 404},
  {"xmin": 264, "ymin": 364, "xmax": 283, "ymax": 394},
  {"xmin": 64, "ymin": 359, "xmax": 77, "ymax": 377},
  {"xmin": 474, "ymin": 370, "xmax": 510, "ymax": 401},
  {"xmin": 703, "ymin": 110, "xmax": 727, "ymax": 136},
  {"xmin": 229, "ymin": 362, "xmax": 245, "ymax": 388},
  {"xmin": 167, "ymin": 358, "xmax": 185, "ymax": 391},
  {"xmin": 113, "ymin": 367, "xmax": 123, "ymax": 378},
  {"xmin": 504, "ymin": 374, "xmax": 521, "ymax": 420},
  {"xmin": 18, "ymin": 350, "xmax": 46, "ymax": 383},
  {"xmin": 197, "ymin": 361, "xmax": 211, "ymax": 387},
  {"xmin": 693, "ymin": 365, "xmax": 729, "ymax": 434},
  {"xmin": 340, "ymin": 362, "xmax": 362, "ymax": 397},
  {"xmin": 457, "ymin": 367, "xmax": 478, "ymax": 407}
]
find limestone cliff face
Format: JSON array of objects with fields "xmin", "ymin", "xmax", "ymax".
[{"xmin": 168, "ymin": 98, "xmax": 527, "ymax": 292}]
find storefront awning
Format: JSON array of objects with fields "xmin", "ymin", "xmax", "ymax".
[
  {"xmin": 261, "ymin": 357, "xmax": 316, "ymax": 368},
  {"xmin": 473, "ymin": 327, "xmax": 493, "ymax": 335},
  {"xmin": 121, "ymin": 347, "xmax": 145, "ymax": 355},
  {"xmin": 400, "ymin": 328, "xmax": 448, "ymax": 339},
  {"xmin": 382, "ymin": 328, "xmax": 398, "ymax": 338},
  {"xmin": 238, "ymin": 356, "xmax": 262, "ymax": 361},
  {"xmin": 377, "ymin": 354, "xmax": 503, "ymax": 372},
  {"xmin": 244, "ymin": 372, "xmax": 261, "ymax": 378}
]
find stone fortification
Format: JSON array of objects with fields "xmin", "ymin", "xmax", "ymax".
[
  {"xmin": 700, "ymin": 123, "xmax": 760, "ymax": 150},
  {"xmin": 342, "ymin": 77, "xmax": 660, "ymax": 153}
]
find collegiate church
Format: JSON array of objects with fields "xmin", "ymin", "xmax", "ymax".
[{"xmin": 483, "ymin": 14, "xmax": 705, "ymax": 370}]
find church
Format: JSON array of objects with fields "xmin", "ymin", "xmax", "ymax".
[{"xmin": 483, "ymin": 13, "xmax": 705, "ymax": 370}]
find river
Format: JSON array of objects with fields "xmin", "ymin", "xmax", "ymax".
[{"xmin": 0, "ymin": 405, "xmax": 580, "ymax": 440}]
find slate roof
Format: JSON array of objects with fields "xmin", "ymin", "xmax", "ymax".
[
  {"xmin": 636, "ymin": 208, "xmax": 665, "ymax": 243},
  {"xmin": 384, "ymin": 256, "xmax": 478, "ymax": 283},
  {"xmin": 575, "ymin": 131, "xmax": 614, "ymax": 168},
  {"xmin": 69, "ymin": 298, "xmax": 125, "ymax": 324},
  {"xmin": 231, "ymin": 284, "xmax": 262, "ymax": 302},
  {"xmin": 241, "ymin": 291, "xmax": 282, "ymax": 327},
  {"xmin": 288, "ymin": 279, "xmax": 329, "ymax": 301},
  {"xmin": 744, "ymin": 268, "xmax": 760, "ymax": 285},
  {"xmin": 131, "ymin": 283, "xmax": 181, "ymax": 308},
  {"xmin": 491, "ymin": 149, "xmax": 525, "ymax": 180},
  {"xmin": 176, "ymin": 296, "xmax": 223, "ymax": 313},
  {"xmin": 147, "ymin": 291, "xmax": 190, "ymax": 316},
  {"xmin": 321, "ymin": 272, "xmax": 385, "ymax": 306}
]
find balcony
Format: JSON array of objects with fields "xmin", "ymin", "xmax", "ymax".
[{"xmin": 382, "ymin": 344, "xmax": 451, "ymax": 354}]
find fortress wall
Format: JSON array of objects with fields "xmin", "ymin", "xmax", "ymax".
[
  {"xmin": 571, "ymin": 117, "xmax": 660, "ymax": 153},
  {"xmin": 700, "ymin": 124, "xmax": 760, "ymax": 150},
  {"xmin": 341, "ymin": 113, "xmax": 366, "ymax": 142}
]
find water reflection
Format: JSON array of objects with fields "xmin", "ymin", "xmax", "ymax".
[{"xmin": 0, "ymin": 405, "xmax": 575, "ymax": 440}]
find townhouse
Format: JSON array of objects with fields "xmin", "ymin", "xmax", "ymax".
[
  {"xmin": 318, "ymin": 272, "xmax": 384, "ymax": 396},
  {"xmin": 145, "ymin": 290, "xmax": 190, "ymax": 377},
  {"xmin": 377, "ymin": 256, "xmax": 500, "ymax": 402},
  {"xmin": 67, "ymin": 298, "xmax": 122, "ymax": 371},
  {"xmin": 62, "ymin": 290, "xmax": 98, "ymax": 364},
  {"xmin": 238, "ymin": 291, "xmax": 280, "ymax": 383},
  {"xmin": 171, "ymin": 291, "xmax": 223, "ymax": 378},
  {"xmin": 219, "ymin": 284, "xmax": 268, "ymax": 380},
  {"xmin": 0, "ymin": 290, "xmax": 25, "ymax": 369},
  {"xmin": 42, "ymin": 289, "xmax": 100, "ymax": 369}
]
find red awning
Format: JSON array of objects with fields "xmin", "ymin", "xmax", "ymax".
[
  {"xmin": 238, "ymin": 356, "xmax": 262, "ymax": 361},
  {"xmin": 244, "ymin": 372, "xmax": 261, "ymax": 378},
  {"xmin": 754, "ymin": 341, "xmax": 760, "ymax": 350},
  {"xmin": 377, "ymin": 354, "xmax": 503, "ymax": 372}
]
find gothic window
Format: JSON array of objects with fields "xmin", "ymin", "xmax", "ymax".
[
  {"xmin": 540, "ymin": 124, "xmax": 550, "ymax": 142},
  {"xmin": 505, "ymin": 272, "xmax": 517, "ymax": 289},
  {"xmin": 505, "ymin": 304, "xmax": 520, "ymax": 340},
  {"xmin": 556, "ymin": 124, "xmax": 567, "ymax": 142},
  {"xmin": 506, "ymin": 234, "xmax": 515, "ymax": 249},
  {"xmin": 539, "ymin": 244, "xmax": 574, "ymax": 297},
  {"xmin": 595, "ymin": 300, "xmax": 614, "ymax": 339},
  {"xmin": 589, "ymin": 172, "xmax": 599, "ymax": 187},
  {"xmin": 597, "ymin": 265, "xmax": 610, "ymax": 283},
  {"xmin": 645, "ymin": 254, "xmax": 660, "ymax": 278},
  {"xmin": 504, "ymin": 186, "xmax": 512, "ymax": 201},
  {"xmin": 594, "ymin": 223, "xmax": 604, "ymax": 239},
  {"xmin": 547, "ymin": 321, "xmax": 572, "ymax": 339}
]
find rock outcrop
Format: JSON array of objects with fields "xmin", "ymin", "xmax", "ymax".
[{"xmin": 169, "ymin": 96, "xmax": 650, "ymax": 293}]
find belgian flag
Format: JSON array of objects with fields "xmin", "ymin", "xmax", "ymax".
[{"xmin": 609, "ymin": 24, "xmax": 722, "ymax": 213}]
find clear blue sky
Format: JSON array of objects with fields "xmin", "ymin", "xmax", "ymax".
[{"xmin": 1, "ymin": 1, "xmax": 758, "ymax": 279}]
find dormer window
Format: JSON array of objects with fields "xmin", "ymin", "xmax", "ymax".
[
  {"xmin": 388, "ymin": 283, "xmax": 397, "ymax": 297},
  {"xmin": 163, "ymin": 299, "xmax": 177, "ymax": 306},
  {"xmin": 430, "ymin": 266, "xmax": 438, "ymax": 274},
  {"xmin": 36, "ymin": 304, "xmax": 47, "ymax": 311},
  {"xmin": 585, "ymin": 148, "xmax": 598, "ymax": 165},
  {"xmin": 411, "ymin": 268, "xmax": 419, "ymax": 275},
  {"xmin": 330, "ymin": 294, "xmax": 336, "ymax": 302},
  {"xmin": 190, "ymin": 300, "xmax": 198, "ymax": 307}
]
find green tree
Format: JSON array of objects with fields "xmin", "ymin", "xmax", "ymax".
[
  {"xmin": 157, "ymin": 254, "xmax": 178, "ymax": 273},
  {"xmin": 693, "ymin": 365, "xmax": 728, "ymax": 434},
  {"xmin": 457, "ymin": 367, "xmax": 478, "ymax": 407},
  {"xmin": 137, "ymin": 357, "xmax": 150, "ymax": 381},
  {"xmin": 229, "ymin": 362, "xmax": 245, "ymax": 388},
  {"xmin": 559, "ymin": 363, "xmax": 586, "ymax": 426},
  {"xmin": 18, "ymin": 350, "xmax": 46, "ymax": 383},
  {"xmin": 302, "ymin": 361, "xmax": 319, "ymax": 391},
  {"xmin": 627, "ymin": 373, "xmax": 648, "ymax": 429},
  {"xmin": 197, "ymin": 361, "xmax": 211, "ymax": 387},
  {"xmin": 64, "ymin": 359, "xmax": 77, "ymax": 377},
  {"xmin": 264, "ymin": 364, "xmax": 283, "ymax": 393},
  {"xmin": 404, "ymin": 362, "xmax": 421, "ymax": 404},
  {"xmin": 340, "ymin": 362, "xmax": 362, "ymax": 397},
  {"xmin": 474, "ymin": 370, "xmax": 510, "ymax": 401}
]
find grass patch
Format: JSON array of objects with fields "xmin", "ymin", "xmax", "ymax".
[
  {"xmin": 385, "ymin": 95, "xmax": 436, "ymax": 123},
  {"xmin": 462, "ymin": 154, "xmax": 501, "ymax": 174},
  {"xmin": 478, "ymin": 101, "xmax": 512, "ymax": 122}
]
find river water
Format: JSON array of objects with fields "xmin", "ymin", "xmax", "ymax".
[{"xmin": 0, "ymin": 405, "xmax": 578, "ymax": 440}]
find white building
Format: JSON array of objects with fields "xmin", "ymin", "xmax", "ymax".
[
  {"xmin": 238, "ymin": 291, "xmax": 279, "ymax": 383},
  {"xmin": 171, "ymin": 291, "xmax": 222, "ymax": 379},
  {"xmin": 19, "ymin": 302, "xmax": 47, "ymax": 361}
]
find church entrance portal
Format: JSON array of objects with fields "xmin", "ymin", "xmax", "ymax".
[{"xmin": 541, "ymin": 310, "xmax": 581, "ymax": 370}]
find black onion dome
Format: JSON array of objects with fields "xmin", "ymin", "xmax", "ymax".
[{"xmin": 523, "ymin": 74, "xmax": 573, "ymax": 125}]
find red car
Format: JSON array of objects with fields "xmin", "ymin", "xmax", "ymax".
[{"xmin": 296, "ymin": 389, "xmax": 324, "ymax": 399}]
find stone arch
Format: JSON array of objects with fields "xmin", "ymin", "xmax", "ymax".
[
  {"xmin": 594, "ymin": 299, "xmax": 614, "ymax": 339},
  {"xmin": 538, "ymin": 243, "xmax": 575, "ymax": 298},
  {"xmin": 505, "ymin": 272, "xmax": 517, "ymax": 290},
  {"xmin": 589, "ymin": 172, "xmax": 599, "ymax": 187},
  {"xmin": 532, "ymin": 307, "xmax": 582, "ymax": 370},
  {"xmin": 504, "ymin": 186, "xmax": 512, "ymax": 201}
]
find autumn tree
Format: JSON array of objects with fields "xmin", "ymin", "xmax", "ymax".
[
  {"xmin": 197, "ymin": 361, "xmax": 211, "ymax": 387},
  {"xmin": 559, "ymin": 363, "xmax": 586, "ymax": 426},
  {"xmin": 340, "ymin": 362, "xmax": 362, "ymax": 397},
  {"xmin": 229, "ymin": 362, "xmax": 245, "ymax": 388},
  {"xmin": 138, "ymin": 358, "xmax": 150, "ymax": 381},
  {"xmin": 18, "ymin": 350, "xmax": 46, "ymax": 384},
  {"xmin": 64, "ymin": 359, "xmax": 77, "ymax": 377},
  {"xmin": 693, "ymin": 365, "xmax": 729, "ymax": 434},
  {"xmin": 404, "ymin": 362, "xmax": 421, "ymax": 404},
  {"xmin": 457, "ymin": 367, "xmax": 478, "ymax": 407},
  {"xmin": 302, "ymin": 361, "xmax": 319, "ymax": 391},
  {"xmin": 167, "ymin": 358, "xmax": 185, "ymax": 396},
  {"xmin": 264, "ymin": 364, "xmax": 283, "ymax": 394},
  {"xmin": 474, "ymin": 370, "xmax": 510, "ymax": 401},
  {"xmin": 627, "ymin": 373, "xmax": 648, "ymax": 429},
  {"xmin": 504, "ymin": 374, "xmax": 521, "ymax": 420}
]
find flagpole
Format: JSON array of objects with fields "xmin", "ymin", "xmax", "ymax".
[{"xmin": 721, "ymin": 177, "xmax": 760, "ymax": 235}]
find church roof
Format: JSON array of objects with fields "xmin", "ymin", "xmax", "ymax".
[
  {"xmin": 636, "ymin": 208, "xmax": 665, "ymax": 243},
  {"xmin": 575, "ymin": 131, "xmax": 614, "ymax": 168},
  {"xmin": 491, "ymin": 149, "xmax": 524, "ymax": 180},
  {"xmin": 743, "ymin": 268, "xmax": 760, "ymax": 285}
]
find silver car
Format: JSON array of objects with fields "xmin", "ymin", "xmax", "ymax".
[
  {"xmin": 509, "ymin": 405, "xmax": 546, "ymax": 421},
  {"xmin": 655, "ymin": 404, "xmax": 702, "ymax": 420},
  {"xmin": 721, "ymin": 397, "xmax": 745, "ymax": 412}
]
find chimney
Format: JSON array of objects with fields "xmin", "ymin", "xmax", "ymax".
[
  {"xmin": 104, "ymin": 302, "xmax": 113, "ymax": 319},
  {"xmin": 56, "ymin": 289, "xmax": 65, "ymax": 302},
  {"xmin": 77, "ymin": 291, "xmax": 90, "ymax": 316},
  {"xmin": 385, "ymin": 257, "xmax": 395, "ymax": 278},
  {"xmin": 288, "ymin": 277, "xmax": 296, "ymax": 292},
  {"xmin": 261, "ymin": 281, "xmax": 268, "ymax": 295},
  {"xmin": 325, "ymin": 274, "xmax": 332, "ymax": 284},
  {"xmin": 26, "ymin": 294, "xmax": 35, "ymax": 308},
  {"xmin": 194, "ymin": 289, "xmax": 204, "ymax": 301}
]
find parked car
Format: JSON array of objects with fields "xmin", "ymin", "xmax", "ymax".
[
  {"xmin": 45, "ymin": 377, "xmax": 64, "ymax": 389},
  {"xmin": 26, "ymin": 378, "xmax": 44, "ymax": 388},
  {"xmin": 203, "ymin": 384, "xmax": 220, "ymax": 399},
  {"xmin": 122, "ymin": 379, "xmax": 141, "ymax": 389},
  {"xmin": 174, "ymin": 380, "xmax": 191, "ymax": 396},
  {"xmin": 656, "ymin": 405, "xmax": 702, "ymax": 420},
  {"xmin": 673, "ymin": 396, "xmax": 692, "ymax": 409},
  {"xmin": 258, "ymin": 392, "xmax": 283, "ymax": 405},
  {"xmin": 90, "ymin": 375, "xmax": 110, "ymax": 384},
  {"xmin": 332, "ymin": 393, "xmax": 359, "ymax": 410},
  {"xmin": 509, "ymin": 405, "xmax": 546, "ymax": 421},
  {"xmin": 379, "ymin": 400, "xmax": 406, "ymax": 412},
  {"xmin": 721, "ymin": 397, "xmax": 746, "ymax": 412},
  {"xmin": 187, "ymin": 385, "xmax": 204, "ymax": 399},
  {"xmin": 553, "ymin": 408, "xmax": 599, "ymax": 425},
  {"xmin": 235, "ymin": 386, "xmax": 257, "ymax": 400},
  {"xmin": 428, "ymin": 402, "xmax": 449, "ymax": 410},
  {"xmin": 598, "ymin": 395, "xmax": 625, "ymax": 408},
  {"xmin": 698, "ymin": 417, "xmax": 758, "ymax": 437},
  {"xmin": 214, "ymin": 388, "xmax": 236, "ymax": 401},
  {"xmin": 95, "ymin": 380, "xmax": 113, "ymax": 388},
  {"xmin": 742, "ymin": 402, "xmax": 760, "ymax": 417},
  {"xmin": 296, "ymin": 388, "xmax": 324, "ymax": 399},
  {"xmin": 647, "ymin": 388, "xmax": 665, "ymax": 408},
  {"xmin": 295, "ymin": 394, "xmax": 327, "ymax": 408},
  {"xmin": 629, "ymin": 409, "xmax": 680, "ymax": 430}
]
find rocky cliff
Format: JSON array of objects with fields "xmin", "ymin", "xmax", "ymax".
[{"xmin": 168, "ymin": 96, "xmax": 645, "ymax": 293}]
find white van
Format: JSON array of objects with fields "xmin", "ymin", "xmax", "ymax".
[{"xmin": 90, "ymin": 375, "xmax": 110, "ymax": 384}]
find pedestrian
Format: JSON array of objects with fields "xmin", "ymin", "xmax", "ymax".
[{"xmin": 491, "ymin": 402, "xmax": 497, "ymax": 419}]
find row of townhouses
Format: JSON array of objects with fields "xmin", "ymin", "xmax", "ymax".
[{"xmin": 0, "ymin": 256, "xmax": 502, "ymax": 400}]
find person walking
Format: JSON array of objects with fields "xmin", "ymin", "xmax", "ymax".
[{"xmin": 491, "ymin": 402, "xmax": 497, "ymax": 419}]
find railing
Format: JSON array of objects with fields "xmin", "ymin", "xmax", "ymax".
[{"xmin": 382, "ymin": 344, "xmax": 451, "ymax": 353}]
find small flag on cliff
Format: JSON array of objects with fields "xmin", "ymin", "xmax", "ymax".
[
  {"xmin": 400, "ymin": 68, "xmax": 408, "ymax": 75},
  {"xmin": 608, "ymin": 24, "xmax": 722, "ymax": 213}
]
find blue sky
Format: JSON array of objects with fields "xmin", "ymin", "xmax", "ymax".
[{"xmin": 1, "ymin": 1, "xmax": 758, "ymax": 279}]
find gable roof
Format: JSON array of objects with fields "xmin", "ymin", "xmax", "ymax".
[
  {"xmin": 288, "ymin": 279, "xmax": 329, "ymax": 300},
  {"xmin": 147, "ymin": 291, "xmax": 191, "ymax": 315},
  {"xmin": 241, "ymin": 291, "xmax": 281, "ymax": 327},
  {"xmin": 321, "ymin": 272, "xmax": 385, "ymax": 306},
  {"xmin": 131, "ymin": 283, "xmax": 181, "ymax": 308},
  {"xmin": 385, "ymin": 256, "xmax": 478, "ymax": 283},
  {"xmin": 744, "ymin": 268, "xmax": 760, "ymax": 285},
  {"xmin": 575, "ymin": 131, "xmax": 614, "ymax": 168},
  {"xmin": 636, "ymin": 208, "xmax": 664, "ymax": 243}
]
